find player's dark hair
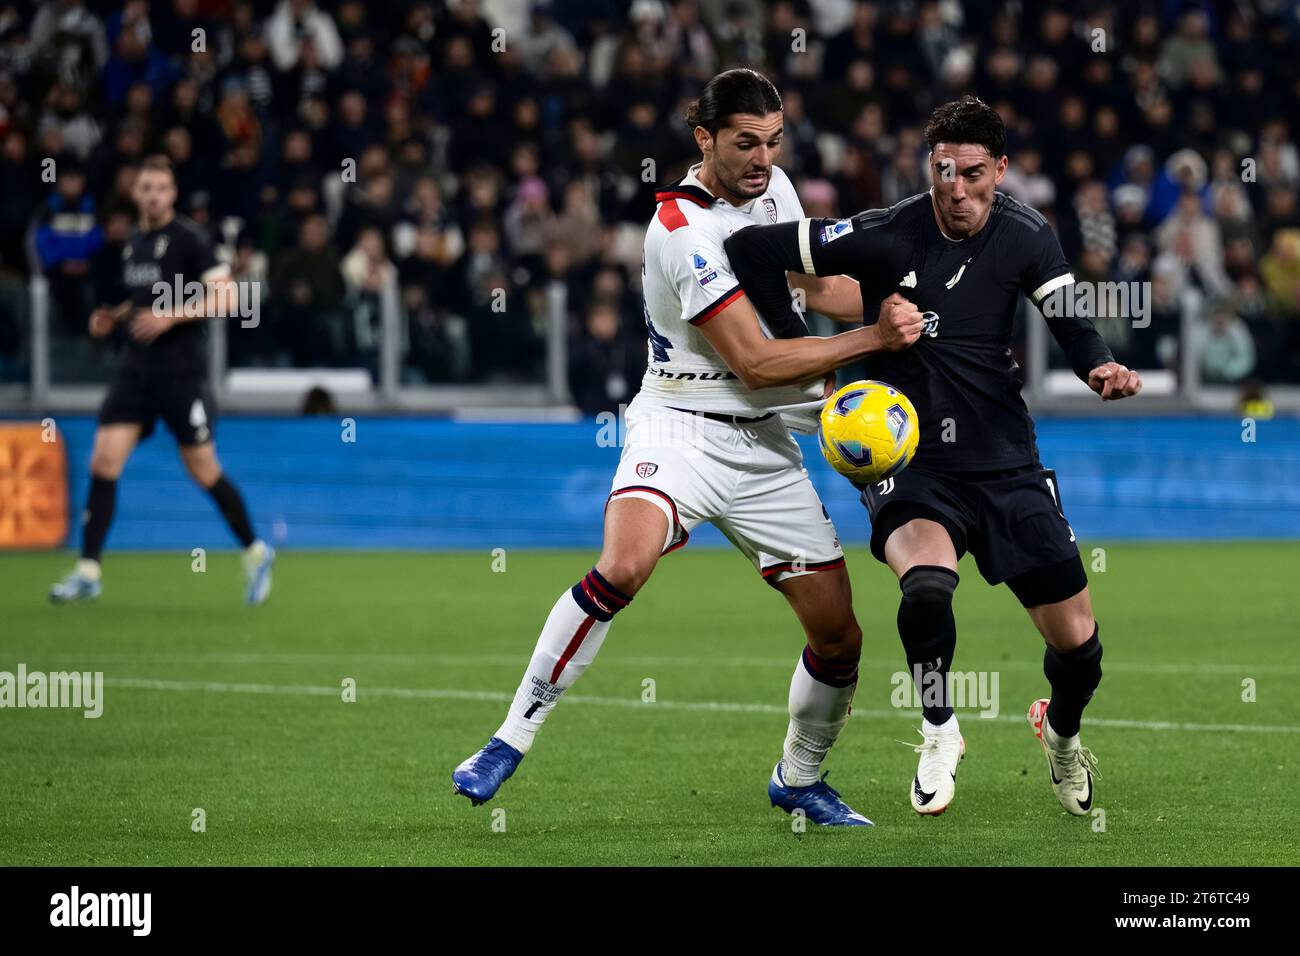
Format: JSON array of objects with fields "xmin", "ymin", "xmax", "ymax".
[
  {"xmin": 924, "ymin": 95, "xmax": 1006, "ymax": 158},
  {"xmin": 685, "ymin": 69, "xmax": 782, "ymax": 135}
]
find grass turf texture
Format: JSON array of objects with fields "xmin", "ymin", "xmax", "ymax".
[{"xmin": 1, "ymin": 545, "xmax": 1297, "ymax": 866}]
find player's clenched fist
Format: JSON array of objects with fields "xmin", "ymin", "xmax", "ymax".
[
  {"xmin": 88, "ymin": 308, "xmax": 115, "ymax": 338},
  {"xmin": 1088, "ymin": 362, "xmax": 1142, "ymax": 400},
  {"xmin": 876, "ymin": 292, "xmax": 924, "ymax": 351},
  {"xmin": 130, "ymin": 307, "xmax": 174, "ymax": 344}
]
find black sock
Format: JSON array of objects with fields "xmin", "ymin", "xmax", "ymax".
[
  {"xmin": 897, "ymin": 565, "xmax": 959, "ymax": 725},
  {"xmin": 80, "ymin": 476, "xmax": 117, "ymax": 562},
  {"xmin": 206, "ymin": 474, "xmax": 256, "ymax": 548},
  {"xmin": 1044, "ymin": 625, "xmax": 1103, "ymax": 738}
]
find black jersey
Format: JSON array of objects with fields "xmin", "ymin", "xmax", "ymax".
[
  {"xmin": 120, "ymin": 214, "xmax": 220, "ymax": 379},
  {"xmin": 724, "ymin": 191, "xmax": 1114, "ymax": 471}
]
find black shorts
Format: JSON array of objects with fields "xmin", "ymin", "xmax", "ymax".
[
  {"xmin": 860, "ymin": 463, "xmax": 1085, "ymax": 605},
  {"xmin": 98, "ymin": 367, "xmax": 216, "ymax": 446}
]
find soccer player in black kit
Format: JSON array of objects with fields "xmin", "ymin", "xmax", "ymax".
[
  {"xmin": 724, "ymin": 97, "xmax": 1141, "ymax": 817},
  {"xmin": 49, "ymin": 156, "xmax": 275, "ymax": 605}
]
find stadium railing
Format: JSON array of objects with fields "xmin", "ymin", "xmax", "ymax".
[
  {"xmin": 3, "ymin": 275, "xmax": 572, "ymax": 416},
  {"xmin": 3, "ymin": 278, "xmax": 1299, "ymax": 416}
]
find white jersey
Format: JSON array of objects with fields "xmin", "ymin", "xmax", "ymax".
[{"xmin": 638, "ymin": 163, "xmax": 823, "ymax": 420}]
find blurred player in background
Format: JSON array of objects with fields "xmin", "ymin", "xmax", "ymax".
[
  {"xmin": 453, "ymin": 69, "xmax": 922, "ymax": 825},
  {"xmin": 49, "ymin": 156, "xmax": 275, "ymax": 606},
  {"xmin": 726, "ymin": 96, "xmax": 1141, "ymax": 818}
]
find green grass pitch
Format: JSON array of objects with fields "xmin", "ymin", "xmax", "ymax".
[{"xmin": 1, "ymin": 544, "xmax": 1297, "ymax": 866}]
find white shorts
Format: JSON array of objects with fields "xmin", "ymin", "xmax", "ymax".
[{"xmin": 608, "ymin": 396, "xmax": 844, "ymax": 585}]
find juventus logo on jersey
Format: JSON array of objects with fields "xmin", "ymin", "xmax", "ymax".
[
  {"xmin": 877, "ymin": 477, "xmax": 895, "ymax": 495},
  {"xmin": 945, "ymin": 258, "xmax": 971, "ymax": 290},
  {"xmin": 153, "ymin": 236, "xmax": 170, "ymax": 259}
]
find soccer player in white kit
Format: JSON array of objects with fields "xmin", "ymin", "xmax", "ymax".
[{"xmin": 453, "ymin": 70, "xmax": 923, "ymax": 825}]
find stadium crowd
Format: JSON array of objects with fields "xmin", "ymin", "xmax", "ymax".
[{"xmin": 1, "ymin": 0, "xmax": 1298, "ymax": 406}]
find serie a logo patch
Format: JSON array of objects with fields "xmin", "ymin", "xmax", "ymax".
[
  {"xmin": 690, "ymin": 251, "xmax": 718, "ymax": 287},
  {"xmin": 819, "ymin": 219, "xmax": 853, "ymax": 244}
]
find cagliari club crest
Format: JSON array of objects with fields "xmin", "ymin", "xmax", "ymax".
[
  {"xmin": 762, "ymin": 198, "xmax": 777, "ymax": 223},
  {"xmin": 635, "ymin": 462, "xmax": 658, "ymax": 478}
]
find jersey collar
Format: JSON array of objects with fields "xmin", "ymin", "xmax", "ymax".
[
  {"xmin": 654, "ymin": 165, "xmax": 715, "ymax": 209},
  {"xmin": 656, "ymin": 163, "xmax": 771, "ymax": 211}
]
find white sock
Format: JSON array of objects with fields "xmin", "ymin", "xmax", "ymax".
[
  {"xmin": 775, "ymin": 648, "xmax": 859, "ymax": 787},
  {"xmin": 494, "ymin": 572, "xmax": 628, "ymax": 754},
  {"xmin": 76, "ymin": 558, "xmax": 101, "ymax": 581},
  {"xmin": 922, "ymin": 713, "xmax": 959, "ymax": 735},
  {"xmin": 1042, "ymin": 713, "xmax": 1079, "ymax": 752}
]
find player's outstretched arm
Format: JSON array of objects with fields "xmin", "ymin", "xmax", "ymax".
[
  {"xmin": 725, "ymin": 217, "xmax": 886, "ymax": 333},
  {"xmin": 1040, "ymin": 306, "xmax": 1140, "ymax": 401},
  {"xmin": 697, "ymin": 291, "xmax": 921, "ymax": 390},
  {"xmin": 787, "ymin": 273, "xmax": 863, "ymax": 323},
  {"xmin": 1021, "ymin": 219, "xmax": 1141, "ymax": 402},
  {"xmin": 129, "ymin": 270, "xmax": 234, "ymax": 343}
]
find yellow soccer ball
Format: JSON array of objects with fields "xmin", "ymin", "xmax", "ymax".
[{"xmin": 817, "ymin": 380, "xmax": 920, "ymax": 483}]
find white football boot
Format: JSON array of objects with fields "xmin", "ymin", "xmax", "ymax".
[
  {"xmin": 1028, "ymin": 698, "xmax": 1098, "ymax": 816},
  {"xmin": 907, "ymin": 716, "xmax": 966, "ymax": 815}
]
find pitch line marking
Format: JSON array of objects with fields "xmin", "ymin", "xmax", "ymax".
[
  {"xmin": 42, "ymin": 651, "xmax": 1300, "ymax": 676},
  {"xmin": 103, "ymin": 677, "xmax": 1300, "ymax": 735}
]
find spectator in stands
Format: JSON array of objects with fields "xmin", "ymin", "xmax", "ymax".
[
  {"xmin": 271, "ymin": 212, "xmax": 346, "ymax": 365},
  {"xmin": 1001, "ymin": 145, "xmax": 1055, "ymax": 212},
  {"xmin": 1260, "ymin": 187, "xmax": 1300, "ymax": 249},
  {"xmin": 337, "ymin": 166, "xmax": 399, "ymax": 252},
  {"xmin": 32, "ymin": 160, "xmax": 101, "ymax": 334},
  {"xmin": 265, "ymin": 0, "xmax": 343, "ymax": 72},
  {"xmin": 567, "ymin": 300, "xmax": 643, "ymax": 416},
  {"xmin": 1112, "ymin": 185, "xmax": 1149, "ymax": 252},
  {"xmin": 162, "ymin": 126, "xmax": 206, "ymax": 209},
  {"xmin": 879, "ymin": 127, "xmax": 925, "ymax": 207},
  {"xmin": 1260, "ymin": 230, "xmax": 1300, "ymax": 317},
  {"xmin": 502, "ymin": 175, "xmax": 556, "ymax": 263},
  {"xmin": 89, "ymin": 207, "xmax": 131, "ymax": 310},
  {"xmin": 798, "ymin": 178, "xmax": 838, "ymax": 220},
  {"xmin": 1157, "ymin": 11, "xmax": 1220, "ymax": 90},
  {"xmin": 38, "ymin": 83, "xmax": 99, "ymax": 161},
  {"xmin": 393, "ymin": 176, "xmax": 463, "ymax": 265},
  {"xmin": 1148, "ymin": 255, "xmax": 1194, "ymax": 373},
  {"xmin": 341, "ymin": 225, "xmax": 398, "ymax": 357},
  {"xmin": 29, "ymin": 0, "xmax": 108, "ymax": 82},
  {"xmin": 1190, "ymin": 300, "xmax": 1256, "ymax": 385},
  {"xmin": 1156, "ymin": 192, "xmax": 1232, "ymax": 299},
  {"xmin": 226, "ymin": 226, "xmax": 271, "ymax": 366},
  {"xmin": 1062, "ymin": 180, "xmax": 1116, "ymax": 268},
  {"xmin": 0, "ymin": 129, "xmax": 39, "ymax": 275},
  {"xmin": 551, "ymin": 178, "xmax": 602, "ymax": 268},
  {"xmin": 1, "ymin": 0, "xmax": 1299, "ymax": 390},
  {"xmin": 102, "ymin": 0, "xmax": 180, "ymax": 105}
]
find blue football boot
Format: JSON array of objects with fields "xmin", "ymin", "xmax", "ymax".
[
  {"xmin": 768, "ymin": 761, "xmax": 873, "ymax": 826},
  {"xmin": 49, "ymin": 567, "xmax": 102, "ymax": 604},
  {"xmin": 452, "ymin": 737, "xmax": 525, "ymax": 805},
  {"xmin": 243, "ymin": 541, "xmax": 275, "ymax": 606}
]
